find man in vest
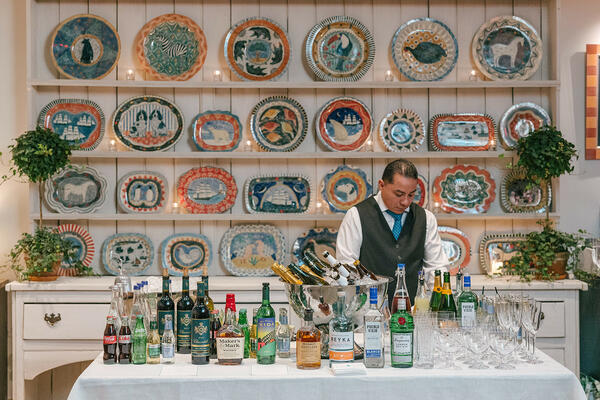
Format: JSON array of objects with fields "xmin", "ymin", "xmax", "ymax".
[{"xmin": 336, "ymin": 159, "xmax": 448, "ymax": 304}]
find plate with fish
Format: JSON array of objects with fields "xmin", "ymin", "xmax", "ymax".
[{"xmin": 250, "ymin": 96, "xmax": 308, "ymax": 151}]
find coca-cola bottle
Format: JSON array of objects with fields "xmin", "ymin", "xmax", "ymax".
[
  {"xmin": 118, "ymin": 315, "xmax": 132, "ymax": 364},
  {"xmin": 103, "ymin": 316, "xmax": 118, "ymax": 364}
]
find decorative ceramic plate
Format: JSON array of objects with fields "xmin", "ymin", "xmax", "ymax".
[
  {"xmin": 499, "ymin": 102, "xmax": 551, "ymax": 149},
  {"xmin": 244, "ymin": 174, "xmax": 312, "ymax": 214},
  {"xmin": 225, "ymin": 17, "xmax": 290, "ymax": 81},
  {"xmin": 250, "ymin": 96, "xmax": 308, "ymax": 152},
  {"xmin": 45, "ymin": 165, "xmax": 107, "ymax": 213},
  {"xmin": 415, "ymin": 175, "xmax": 428, "ymax": 208},
  {"xmin": 220, "ymin": 224, "xmax": 285, "ymax": 276},
  {"xmin": 117, "ymin": 171, "xmax": 168, "ymax": 213},
  {"xmin": 316, "ymin": 97, "xmax": 372, "ymax": 152},
  {"xmin": 136, "ymin": 13, "xmax": 207, "ymax": 81},
  {"xmin": 429, "ymin": 113, "xmax": 496, "ymax": 151},
  {"xmin": 101, "ymin": 233, "xmax": 153, "ymax": 276},
  {"xmin": 50, "ymin": 14, "xmax": 120, "ymax": 80},
  {"xmin": 391, "ymin": 18, "xmax": 458, "ymax": 81},
  {"xmin": 438, "ymin": 226, "xmax": 471, "ymax": 275},
  {"xmin": 305, "ymin": 16, "xmax": 375, "ymax": 82},
  {"xmin": 292, "ymin": 227, "xmax": 338, "ymax": 264},
  {"xmin": 177, "ymin": 167, "xmax": 237, "ymax": 213},
  {"xmin": 112, "ymin": 96, "xmax": 184, "ymax": 152},
  {"xmin": 57, "ymin": 224, "xmax": 95, "ymax": 276},
  {"xmin": 322, "ymin": 165, "xmax": 372, "ymax": 213},
  {"xmin": 500, "ymin": 168, "xmax": 551, "ymax": 213},
  {"xmin": 479, "ymin": 233, "xmax": 526, "ymax": 275},
  {"xmin": 472, "ymin": 16, "xmax": 543, "ymax": 80},
  {"xmin": 432, "ymin": 165, "xmax": 496, "ymax": 214},
  {"xmin": 161, "ymin": 233, "xmax": 212, "ymax": 276},
  {"xmin": 379, "ymin": 109, "xmax": 425, "ymax": 152},
  {"xmin": 38, "ymin": 99, "xmax": 104, "ymax": 151},
  {"xmin": 192, "ymin": 110, "xmax": 242, "ymax": 151}
]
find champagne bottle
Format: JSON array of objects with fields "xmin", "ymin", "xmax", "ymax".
[
  {"xmin": 271, "ymin": 263, "xmax": 303, "ymax": 284},
  {"xmin": 353, "ymin": 259, "xmax": 379, "ymax": 281},
  {"xmin": 302, "ymin": 249, "xmax": 328, "ymax": 275},
  {"xmin": 288, "ymin": 263, "xmax": 320, "ymax": 285},
  {"xmin": 429, "ymin": 270, "xmax": 443, "ymax": 311},
  {"xmin": 297, "ymin": 262, "xmax": 329, "ymax": 285},
  {"xmin": 439, "ymin": 272, "xmax": 457, "ymax": 318}
]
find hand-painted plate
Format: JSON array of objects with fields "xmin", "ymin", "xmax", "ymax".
[
  {"xmin": 438, "ymin": 226, "xmax": 471, "ymax": 275},
  {"xmin": 379, "ymin": 108, "xmax": 425, "ymax": 152},
  {"xmin": 57, "ymin": 224, "xmax": 95, "ymax": 276},
  {"xmin": 177, "ymin": 167, "xmax": 237, "ymax": 213},
  {"xmin": 391, "ymin": 18, "xmax": 458, "ymax": 81},
  {"xmin": 305, "ymin": 16, "xmax": 375, "ymax": 82},
  {"xmin": 112, "ymin": 96, "xmax": 184, "ymax": 151},
  {"xmin": 432, "ymin": 165, "xmax": 496, "ymax": 214},
  {"xmin": 192, "ymin": 110, "xmax": 242, "ymax": 151},
  {"xmin": 322, "ymin": 165, "xmax": 372, "ymax": 213},
  {"xmin": 117, "ymin": 171, "xmax": 168, "ymax": 213},
  {"xmin": 225, "ymin": 17, "xmax": 290, "ymax": 81},
  {"xmin": 429, "ymin": 113, "xmax": 496, "ymax": 151},
  {"xmin": 50, "ymin": 14, "xmax": 120, "ymax": 80},
  {"xmin": 220, "ymin": 224, "xmax": 285, "ymax": 277},
  {"xmin": 161, "ymin": 233, "xmax": 212, "ymax": 276},
  {"xmin": 500, "ymin": 168, "xmax": 551, "ymax": 213},
  {"xmin": 499, "ymin": 102, "xmax": 551, "ymax": 149},
  {"xmin": 38, "ymin": 99, "xmax": 105, "ymax": 151},
  {"xmin": 292, "ymin": 227, "xmax": 338, "ymax": 264},
  {"xmin": 250, "ymin": 96, "xmax": 308, "ymax": 152},
  {"xmin": 101, "ymin": 233, "xmax": 153, "ymax": 276},
  {"xmin": 415, "ymin": 175, "xmax": 428, "ymax": 208},
  {"xmin": 316, "ymin": 96, "xmax": 373, "ymax": 152},
  {"xmin": 244, "ymin": 174, "xmax": 312, "ymax": 214},
  {"xmin": 45, "ymin": 165, "xmax": 107, "ymax": 213},
  {"xmin": 472, "ymin": 16, "xmax": 543, "ymax": 80},
  {"xmin": 136, "ymin": 14, "xmax": 207, "ymax": 81},
  {"xmin": 479, "ymin": 233, "xmax": 526, "ymax": 275}
]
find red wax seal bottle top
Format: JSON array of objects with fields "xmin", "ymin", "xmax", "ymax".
[{"xmin": 225, "ymin": 293, "xmax": 236, "ymax": 312}]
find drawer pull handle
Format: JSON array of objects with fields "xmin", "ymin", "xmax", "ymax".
[{"xmin": 44, "ymin": 313, "xmax": 61, "ymax": 326}]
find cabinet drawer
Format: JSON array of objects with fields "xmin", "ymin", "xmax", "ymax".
[
  {"xmin": 23, "ymin": 303, "xmax": 109, "ymax": 340},
  {"xmin": 537, "ymin": 301, "xmax": 565, "ymax": 338}
]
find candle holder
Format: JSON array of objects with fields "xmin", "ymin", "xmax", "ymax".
[
  {"xmin": 172, "ymin": 202, "xmax": 180, "ymax": 214},
  {"xmin": 431, "ymin": 201, "xmax": 442, "ymax": 214},
  {"xmin": 213, "ymin": 70, "xmax": 222, "ymax": 81},
  {"xmin": 244, "ymin": 139, "xmax": 253, "ymax": 152},
  {"xmin": 108, "ymin": 139, "xmax": 117, "ymax": 152},
  {"xmin": 385, "ymin": 70, "xmax": 394, "ymax": 82},
  {"xmin": 362, "ymin": 138, "xmax": 374, "ymax": 152},
  {"xmin": 126, "ymin": 69, "xmax": 135, "ymax": 81},
  {"xmin": 469, "ymin": 69, "xmax": 478, "ymax": 81}
]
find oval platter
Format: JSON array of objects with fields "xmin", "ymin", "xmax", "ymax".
[
  {"xmin": 432, "ymin": 165, "xmax": 496, "ymax": 214},
  {"xmin": 45, "ymin": 165, "xmax": 107, "ymax": 213},
  {"xmin": 322, "ymin": 165, "xmax": 372, "ymax": 213},
  {"xmin": 161, "ymin": 233, "xmax": 212, "ymax": 276},
  {"xmin": 391, "ymin": 18, "xmax": 458, "ymax": 81},
  {"xmin": 499, "ymin": 102, "xmax": 551, "ymax": 149},
  {"xmin": 429, "ymin": 113, "xmax": 496, "ymax": 151},
  {"xmin": 38, "ymin": 99, "xmax": 105, "ymax": 151},
  {"xmin": 438, "ymin": 226, "xmax": 471, "ymax": 275},
  {"xmin": 50, "ymin": 14, "xmax": 120, "ymax": 80},
  {"xmin": 472, "ymin": 16, "xmax": 543, "ymax": 81},
  {"xmin": 478, "ymin": 233, "xmax": 526, "ymax": 275},
  {"xmin": 220, "ymin": 224, "xmax": 285, "ymax": 277},
  {"xmin": 500, "ymin": 168, "xmax": 551, "ymax": 213},
  {"xmin": 316, "ymin": 96, "xmax": 373, "ymax": 152},
  {"xmin": 379, "ymin": 108, "xmax": 425, "ymax": 152},
  {"xmin": 101, "ymin": 233, "xmax": 153, "ymax": 276},
  {"xmin": 415, "ymin": 174, "xmax": 428, "ymax": 208},
  {"xmin": 112, "ymin": 95, "xmax": 184, "ymax": 152},
  {"xmin": 250, "ymin": 96, "xmax": 308, "ymax": 152},
  {"xmin": 177, "ymin": 167, "xmax": 237, "ymax": 213},
  {"xmin": 117, "ymin": 171, "xmax": 168, "ymax": 213},
  {"xmin": 292, "ymin": 227, "xmax": 338, "ymax": 264},
  {"xmin": 136, "ymin": 13, "xmax": 207, "ymax": 81},
  {"xmin": 305, "ymin": 15, "xmax": 375, "ymax": 82},
  {"xmin": 244, "ymin": 174, "xmax": 312, "ymax": 214},
  {"xmin": 57, "ymin": 224, "xmax": 95, "ymax": 276},
  {"xmin": 192, "ymin": 110, "xmax": 242, "ymax": 151}
]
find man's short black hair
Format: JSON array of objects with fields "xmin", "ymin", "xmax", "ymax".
[{"xmin": 381, "ymin": 159, "xmax": 418, "ymax": 182}]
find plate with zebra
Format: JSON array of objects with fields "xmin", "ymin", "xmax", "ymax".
[{"xmin": 57, "ymin": 224, "xmax": 95, "ymax": 276}]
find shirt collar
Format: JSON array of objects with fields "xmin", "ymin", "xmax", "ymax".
[{"xmin": 374, "ymin": 192, "xmax": 410, "ymax": 215}]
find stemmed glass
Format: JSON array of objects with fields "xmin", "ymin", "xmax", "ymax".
[
  {"xmin": 436, "ymin": 317, "xmax": 461, "ymax": 369},
  {"xmin": 522, "ymin": 300, "xmax": 544, "ymax": 364},
  {"xmin": 463, "ymin": 324, "xmax": 490, "ymax": 369},
  {"xmin": 489, "ymin": 325, "xmax": 517, "ymax": 369}
]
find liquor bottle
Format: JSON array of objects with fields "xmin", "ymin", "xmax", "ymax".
[
  {"xmin": 287, "ymin": 263, "xmax": 320, "ymax": 285},
  {"xmin": 191, "ymin": 281, "xmax": 210, "ymax": 365},
  {"xmin": 162, "ymin": 315, "xmax": 175, "ymax": 363},
  {"xmin": 363, "ymin": 287, "xmax": 385, "ymax": 368},
  {"xmin": 298, "ymin": 261, "xmax": 330, "ymax": 285},
  {"xmin": 103, "ymin": 316, "xmax": 117, "ymax": 364},
  {"xmin": 353, "ymin": 260, "xmax": 379, "ymax": 281},
  {"xmin": 323, "ymin": 251, "xmax": 354, "ymax": 281},
  {"xmin": 296, "ymin": 308, "xmax": 321, "ymax": 370},
  {"xmin": 270, "ymin": 263, "xmax": 302, "ymax": 284},
  {"xmin": 413, "ymin": 270, "xmax": 429, "ymax": 314},
  {"xmin": 238, "ymin": 309, "xmax": 250, "ymax": 359},
  {"xmin": 329, "ymin": 290, "xmax": 354, "ymax": 366},
  {"xmin": 118, "ymin": 316, "xmax": 132, "ymax": 364},
  {"xmin": 256, "ymin": 283, "xmax": 276, "ymax": 364},
  {"xmin": 439, "ymin": 272, "xmax": 457, "ymax": 318},
  {"xmin": 209, "ymin": 310, "xmax": 221, "ymax": 359},
  {"xmin": 176, "ymin": 269, "xmax": 193, "ymax": 354},
  {"xmin": 202, "ymin": 266, "xmax": 214, "ymax": 311},
  {"xmin": 147, "ymin": 316, "xmax": 161, "ymax": 364},
  {"xmin": 132, "ymin": 315, "xmax": 147, "ymax": 364},
  {"xmin": 429, "ymin": 270, "xmax": 443, "ymax": 312},
  {"xmin": 276, "ymin": 308, "xmax": 291, "ymax": 358},
  {"xmin": 157, "ymin": 268, "xmax": 175, "ymax": 336},
  {"xmin": 457, "ymin": 274, "xmax": 478, "ymax": 327},
  {"xmin": 249, "ymin": 308, "xmax": 258, "ymax": 358},
  {"xmin": 391, "ymin": 264, "xmax": 412, "ymax": 314},
  {"xmin": 216, "ymin": 294, "xmax": 244, "ymax": 365},
  {"xmin": 454, "ymin": 269, "xmax": 464, "ymax": 297},
  {"xmin": 390, "ymin": 292, "xmax": 414, "ymax": 368},
  {"xmin": 302, "ymin": 249, "xmax": 329, "ymax": 275}
]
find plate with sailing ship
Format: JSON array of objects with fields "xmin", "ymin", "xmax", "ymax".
[
  {"xmin": 244, "ymin": 174, "xmax": 312, "ymax": 214},
  {"xmin": 315, "ymin": 96, "xmax": 372, "ymax": 152},
  {"xmin": 177, "ymin": 167, "xmax": 237, "ymax": 213}
]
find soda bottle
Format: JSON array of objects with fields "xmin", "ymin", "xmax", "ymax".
[
  {"xmin": 103, "ymin": 316, "xmax": 117, "ymax": 364},
  {"xmin": 118, "ymin": 315, "xmax": 132, "ymax": 364}
]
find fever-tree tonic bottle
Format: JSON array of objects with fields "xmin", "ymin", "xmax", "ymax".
[
  {"xmin": 161, "ymin": 315, "xmax": 175, "ymax": 363},
  {"xmin": 364, "ymin": 287, "xmax": 384, "ymax": 368},
  {"xmin": 191, "ymin": 281, "xmax": 210, "ymax": 365},
  {"xmin": 176, "ymin": 269, "xmax": 193, "ymax": 354},
  {"xmin": 390, "ymin": 294, "xmax": 414, "ymax": 368},
  {"xmin": 157, "ymin": 268, "xmax": 175, "ymax": 336},
  {"xmin": 256, "ymin": 283, "xmax": 276, "ymax": 364},
  {"xmin": 329, "ymin": 290, "xmax": 354, "ymax": 366},
  {"xmin": 147, "ymin": 316, "xmax": 161, "ymax": 364}
]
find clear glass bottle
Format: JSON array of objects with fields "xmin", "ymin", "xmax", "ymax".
[
  {"xmin": 202, "ymin": 266, "xmax": 215, "ymax": 311},
  {"xmin": 413, "ymin": 270, "xmax": 429, "ymax": 314},
  {"xmin": 454, "ymin": 270, "xmax": 464, "ymax": 298},
  {"xmin": 276, "ymin": 308, "xmax": 291, "ymax": 358},
  {"xmin": 238, "ymin": 309, "xmax": 250, "ymax": 359},
  {"xmin": 391, "ymin": 264, "xmax": 412, "ymax": 314},
  {"xmin": 216, "ymin": 294, "xmax": 244, "ymax": 365},
  {"xmin": 364, "ymin": 287, "xmax": 385, "ymax": 368},
  {"xmin": 161, "ymin": 315, "xmax": 175, "ymax": 364},
  {"xmin": 329, "ymin": 290, "xmax": 354, "ymax": 366},
  {"xmin": 296, "ymin": 308, "xmax": 321, "ymax": 370},
  {"xmin": 146, "ymin": 316, "xmax": 161, "ymax": 364},
  {"xmin": 457, "ymin": 274, "xmax": 478, "ymax": 327},
  {"xmin": 108, "ymin": 285, "xmax": 123, "ymax": 333},
  {"xmin": 249, "ymin": 308, "xmax": 258, "ymax": 358},
  {"xmin": 210, "ymin": 309, "xmax": 221, "ymax": 359},
  {"xmin": 390, "ymin": 293, "xmax": 414, "ymax": 368},
  {"xmin": 256, "ymin": 283, "xmax": 276, "ymax": 364},
  {"xmin": 132, "ymin": 314, "xmax": 147, "ymax": 364},
  {"xmin": 130, "ymin": 284, "xmax": 143, "ymax": 331}
]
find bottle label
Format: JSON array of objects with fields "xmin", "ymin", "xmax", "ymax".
[
  {"xmin": 103, "ymin": 335, "xmax": 117, "ymax": 345},
  {"xmin": 162, "ymin": 343, "xmax": 175, "ymax": 358},
  {"xmin": 118, "ymin": 335, "xmax": 130, "ymax": 344},
  {"xmin": 329, "ymin": 331, "xmax": 354, "ymax": 361},
  {"xmin": 297, "ymin": 342, "xmax": 321, "ymax": 364},
  {"xmin": 191, "ymin": 318, "xmax": 210, "ymax": 357},
  {"xmin": 177, "ymin": 311, "xmax": 192, "ymax": 347},
  {"xmin": 364, "ymin": 321, "xmax": 383, "ymax": 358},
  {"xmin": 158, "ymin": 310, "xmax": 174, "ymax": 336},
  {"xmin": 216, "ymin": 337, "xmax": 244, "ymax": 359},
  {"xmin": 148, "ymin": 343, "xmax": 161, "ymax": 358},
  {"xmin": 391, "ymin": 332, "xmax": 413, "ymax": 363},
  {"xmin": 257, "ymin": 318, "xmax": 276, "ymax": 358},
  {"xmin": 396, "ymin": 298, "xmax": 406, "ymax": 311},
  {"xmin": 461, "ymin": 302, "xmax": 476, "ymax": 327},
  {"xmin": 276, "ymin": 337, "xmax": 290, "ymax": 353}
]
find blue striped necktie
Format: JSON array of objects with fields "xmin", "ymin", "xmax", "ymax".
[{"xmin": 385, "ymin": 210, "xmax": 404, "ymax": 240}]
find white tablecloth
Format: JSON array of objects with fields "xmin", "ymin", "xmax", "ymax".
[{"xmin": 68, "ymin": 351, "xmax": 585, "ymax": 400}]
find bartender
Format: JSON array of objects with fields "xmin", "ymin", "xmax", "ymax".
[{"xmin": 336, "ymin": 159, "xmax": 448, "ymax": 303}]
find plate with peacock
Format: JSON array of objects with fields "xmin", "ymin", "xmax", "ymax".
[{"xmin": 315, "ymin": 96, "xmax": 372, "ymax": 152}]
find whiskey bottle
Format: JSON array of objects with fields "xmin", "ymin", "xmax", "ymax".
[
  {"xmin": 363, "ymin": 287, "xmax": 385, "ymax": 368},
  {"xmin": 202, "ymin": 266, "xmax": 214, "ymax": 311},
  {"xmin": 146, "ymin": 316, "xmax": 161, "ymax": 364},
  {"xmin": 249, "ymin": 308, "xmax": 258, "ymax": 358},
  {"xmin": 439, "ymin": 271, "xmax": 457, "ymax": 318},
  {"xmin": 413, "ymin": 270, "xmax": 429, "ymax": 314},
  {"xmin": 329, "ymin": 290, "xmax": 354, "ymax": 366},
  {"xmin": 256, "ymin": 283, "xmax": 276, "ymax": 364},
  {"xmin": 238, "ymin": 308, "xmax": 250, "ymax": 358},
  {"xmin": 390, "ymin": 291, "xmax": 414, "ymax": 368},
  {"xmin": 429, "ymin": 270, "xmax": 443, "ymax": 311},
  {"xmin": 216, "ymin": 294, "xmax": 244, "ymax": 365},
  {"xmin": 457, "ymin": 274, "xmax": 478, "ymax": 327},
  {"xmin": 296, "ymin": 308, "xmax": 321, "ymax": 370},
  {"xmin": 157, "ymin": 268, "xmax": 174, "ymax": 336},
  {"xmin": 391, "ymin": 264, "xmax": 412, "ymax": 314},
  {"xmin": 191, "ymin": 282, "xmax": 210, "ymax": 365},
  {"xmin": 176, "ymin": 269, "xmax": 193, "ymax": 354},
  {"xmin": 276, "ymin": 308, "xmax": 291, "ymax": 358},
  {"xmin": 161, "ymin": 315, "xmax": 175, "ymax": 364}
]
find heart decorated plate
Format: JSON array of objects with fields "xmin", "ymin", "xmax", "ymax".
[
  {"xmin": 379, "ymin": 108, "xmax": 425, "ymax": 152},
  {"xmin": 316, "ymin": 96, "xmax": 372, "ymax": 152},
  {"xmin": 161, "ymin": 233, "xmax": 212, "ymax": 276},
  {"xmin": 321, "ymin": 165, "xmax": 372, "ymax": 213},
  {"xmin": 438, "ymin": 226, "xmax": 471, "ymax": 275},
  {"xmin": 245, "ymin": 174, "xmax": 312, "ymax": 214},
  {"xmin": 117, "ymin": 171, "xmax": 168, "ymax": 213},
  {"xmin": 432, "ymin": 165, "xmax": 496, "ymax": 214},
  {"xmin": 250, "ymin": 96, "xmax": 308, "ymax": 152},
  {"xmin": 57, "ymin": 224, "xmax": 95, "ymax": 276},
  {"xmin": 45, "ymin": 165, "xmax": 107, "ymax": 213},
  {"xmin": 177, "ymin": 167, "xmax": 237, "ymax": 213},
  {"xmin": 101, "ymin": 233, "xmax": 154, "ymax": 276},
  {"xmin": 192, "ymin": 110, "xmax": 242, "ymax": 151}
]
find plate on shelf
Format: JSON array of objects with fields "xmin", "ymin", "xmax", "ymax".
[
  {"xmin": 415, "ymin": 175, "xmax": 428, "ymax": 208},
  {"xmin": 479, "ymin": 233, "xmax": 526, "ymax": 275},
  {"xmin": 499, "ymin": 102, "xmax": 551, "ymax": 149},
  {"xmin": 322, "ymin": 165, "xmax": 372, "ymax": 213},
  {"xmin": 472, "ymin": 16, "xmax": 543, "ymax": 80},
  {"xmin": 429, "ymin": 113, "xmax": 496, "ymax": 151},
  {"xmin": 292, "ymin": 227, "xmax": 338, "ymax": 264},
  {"xmin": 177, "ymin": 167, "xmax": 237, "ymax": 213},
  {"xmin": 438, "ymin": 226, "xmax": 471, "ymax": 275},
  {"xmin": 220, "ymin": 224, "xmax": 285, "ymax": 276},
  {"xmin": 56, "ymin": 224, "xmax": 95, "ymax": 276},
  {"xmin": 432, "ymin": 165, "xmax": 496, "ymax": 214},
  {"xmin": 50, "ymin": 14, "xmax": 120, "ymax": 80},
  {"xmin": 391, "ymin": 18, "xmax": 458, "ymax": 81},
  {"xmin": 117, "ymin": 171, "xmax": 168, "ymax": 213},
  {"xmin": 112, "ymin": 96, "xmax": 184, "ymax": 152},
  {"xmin": 161, "ymin": 233, "xmax": 212, "ymax": 276},
  {"xmin": 45, "ymin": 165, "xmax": 107, "ymax": 213},
  {"xmin": 244, "ymin": 174, "xmax": 312, "ymax": 214},
  {"xmin": 500, "ymin": 168, "xmax": 551, "ymax": 214},
  {"xmin": 225, "ymin": 17, "xmax": 291, "ymax": 81},
  {"xmin": 305, "ymin": 16, "xmax": 375, "ymax": 82},
  {"xmin": 379, "ymin": 108, "xmax": 425, "ymax": 152},
  {"xmin": 135, "ymin": 13, "xmax": 207, "ymax": 81},
  {"xmin": 316, "ymin": 96, "xmax": 372, "ymax": 152},
  {"xmin": 38, "ymin": 99, "xmax": 105, "ymax": 151},
  {"xmin": 101, "ymin": 233, "xmax": 154, "ymax": 276},
  {"xmin": 250, "ymin": 96, "xmax": 308, "ymax": 152},
  {"xmin": 192, "ymin": 110, "xmax": 242, "ymax": 152}
]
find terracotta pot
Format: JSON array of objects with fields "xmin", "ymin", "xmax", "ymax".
[
  {"xmin": 25, "ymin": 256, "xmax": 61, "ymax": 282},
  {"xmin": 533, "ymin": 251, "xmax": 568, "ymax": 280}
]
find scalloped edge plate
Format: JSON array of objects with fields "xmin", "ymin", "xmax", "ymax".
[
  {"xmin": 379, "ymin": 108, "xmax": 425, "ymax": 152},
  {"xmin": 117, "ymin": 170, "xmax": 168, "ymax": 214},
  {"xmin": 101, "ymin": 233, "xmax": 154, "ymax": 276},
  {"xmin": 500, "ymin": 168, "xmax": 551, "ymax": 214},
  {"xmin": 499, "ymin": 102, "xmax": 551, "ymax": 149},
  {"xmin": 177, "ymin": 167, "xmax": 237, "ymax": 213},
  {"xmin": 315, "ymin": 96, "xmax": 373, "ymax": 152},
  {"xmin": 45, "ymin": 165, "xmax": 107, "ymax": 213},
  {"xmin": 438, "ymin": 226, "xmax": 471, "ymax": 275},
  {"xmin": 478, "ymin": 233, "xmax": 526, "ymax": 275},
  {"xmin": 432, "ymin": 164, "xmax": 496, "ymax": 214},
  {"xmin": 161, "ymin": 233, "xmax": 212, "ymax": 276},
  {"xmin": 244, "ymin": 174, "xmax": 312, "ymax": 214},
  {"xmin": 57, "ymin": 224, "xmax": 95, "ymax": 276},
  {"xmin": 321, "ymin": 164, "xmax": 372, "ymax": 213}
]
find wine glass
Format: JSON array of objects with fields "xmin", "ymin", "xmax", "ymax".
[
  {"xmin": 463, "ymin": 324, "xmax": 490, "ymax": 369},
  {"xmin": 489, "ymin": 325, "xmax": 517, "ymax": 369},
  {"xmin": 522, "ymin": 300, "xmax": 544, "ymax": 364},
  {"xmin": 436, "ymin": 317, "xmax": 461, "ymax": 369}
]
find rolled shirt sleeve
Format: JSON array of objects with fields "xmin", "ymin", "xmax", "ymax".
[{"xmin": 422, "ymin": 209, "xmax": 449, "ymax": 286}]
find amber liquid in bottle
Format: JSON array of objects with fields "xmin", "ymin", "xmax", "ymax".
[
  {"xmin": 296, "ymin": 308, "xmax": 321, "ymax": 370},
  {"xmin": 216, "ymin": 294, "xmax": 244, "ymax": 365}
]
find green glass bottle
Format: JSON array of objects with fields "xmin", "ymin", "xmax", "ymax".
[
  {"xmin": 439, "ymin": 271, "xmax": 457, "ymax": 317},
  {"xmin": 238, "ymin": 309, "xmax": 250, "ymax": 359},
  {"xmin": 132, "ymin": 315, "xmax": 147, "ymax": 364},
  {"xmin": 202, "ymin": 266, "xmax": 214, "ymax": 311},
  {"xmin": 256, "ymin": 282, "xmax": 276, "ymax": 364},
  {"xmin": 429, "ymin": 270, "xmax": 442, "ymax": 311},
  {"xmin": 157, "ymin": 268, "xmax": 175, "ymax": 336},
  {"xmin": 176, "ymin": 269, "xmax": 193, "ymax": 354},
  {"xmin": 249, "ymin": 308, "xmax": 258, "ymax": 358},
  {"xmin": 191, "ymin": 281, "xmax": 211, "ymax": 365},
  {"xmin": 457, "ymin": 274, "xmax": 478, "ymax": 327},
  {"xmin": 389, "ymin": 295, "xmax": 414, "ymax": 368}
]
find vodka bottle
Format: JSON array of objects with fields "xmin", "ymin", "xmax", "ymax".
[
  {"xmin": 329, "ymin": 290, "xmax": 354, "ymax": 366},
  {"xmin": 364, "ymin": 287, "xmax": 385, "ymax": 368},
  {"xmin": 161, "ymin": 315, "xmax": 175, "ymax": 363}
]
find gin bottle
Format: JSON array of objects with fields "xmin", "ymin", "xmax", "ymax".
[
  {"xmin": 256, "ymin": 283, "xmax": 276, "ymax": 364},
  {"xmin": 329, "ymin": 290, "xmax": 354, "ymax": 366},
  {"xmin": 390, "ymin": 294, "xmax": 414, "ymax": 368},
  {"xmin": 457, "ymin": 274, "xmax": 478, "ymax": 327},
  {"xmin": 161, "ymin": 315, "xmax": 175, "ymax": 363},
  {"xmin": 276, "ymin": 308, "xmax": 291, "ymax": 358},
  {"xmin": 364, "ymin": 287, "xmax": 384, "ymax": 368}
]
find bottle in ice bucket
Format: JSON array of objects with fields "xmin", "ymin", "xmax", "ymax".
[
  {"xmin": 390, "ymin": 291, "xmax": 414, "ymax": 368},
  {"xmin": 256, "ymin": 283, "xmax": 276, "ymax": 364},
  {"xmin": 103, "ymin": 316, "xmax": 117, "ymax": 364}
]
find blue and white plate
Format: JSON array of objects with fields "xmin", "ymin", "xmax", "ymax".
[
  {"xmin": 244, "ymin": 174, "xmax": 312, "ymax": 214},
  {"xmin": 161, "ymin": 233, "xmax": 212, "ymax": 276},
  {"xmin": 101, "ymin": 233, "xmax": 154, "ymax": 276},
  {"xmin": 117, "ymin": 171, "xmax": 168, "ymax": 214},
  {"xmin": 45, "ymin": 165, "xmax": 107, "ymax": 213},
  {"xmin": 321, "ymin": 165, "xmax": 372, "ymax": 213},
  {"xmin": 379, "ymin": 108, "xmax": 425, "ymax": 152},
  {"xmin": 292, "ymin": 227, "xmax": 338, "ymax": 264},
  {"xmin": 250, "ymin": 96, "xmax": 308, "ymax": 152}
]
